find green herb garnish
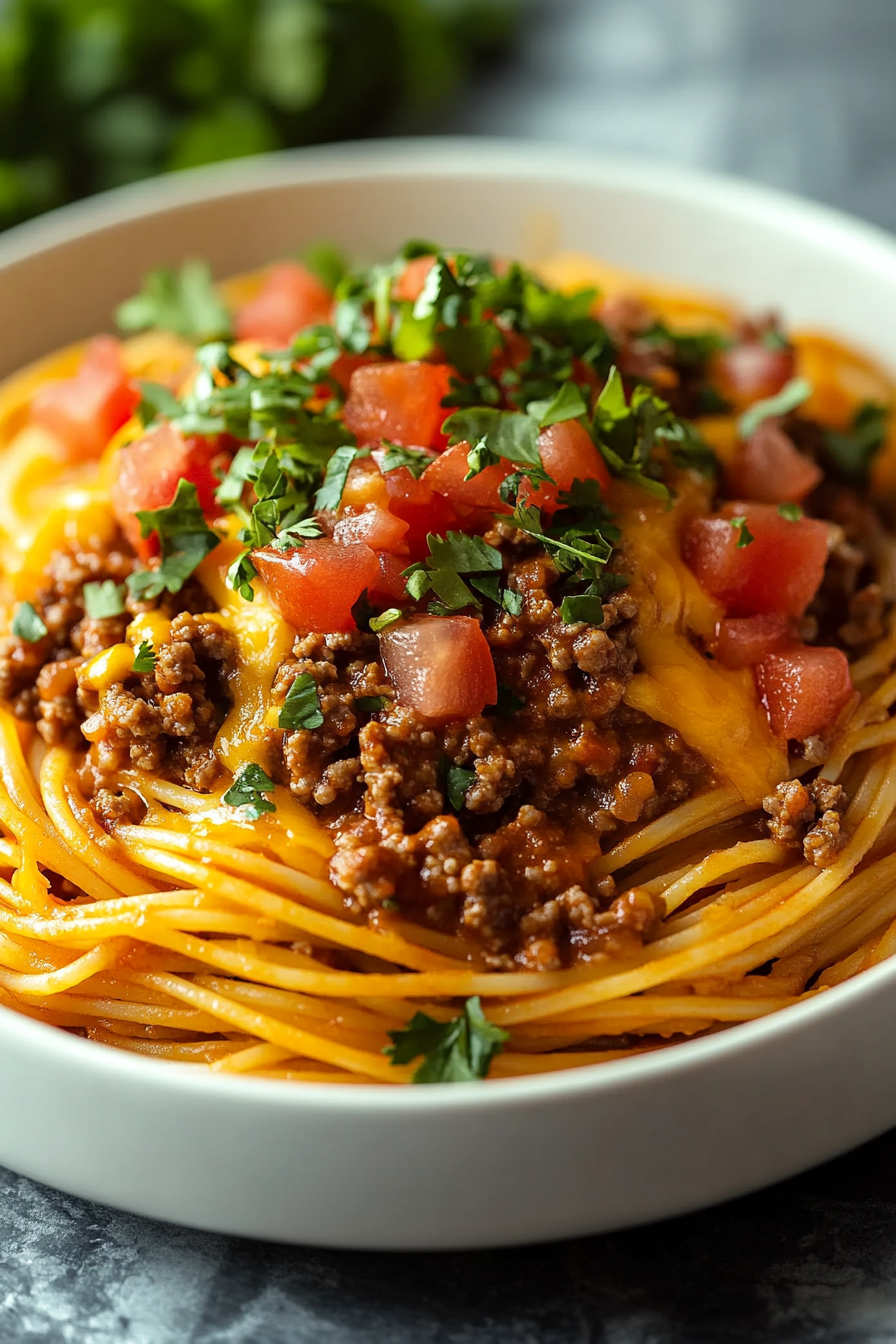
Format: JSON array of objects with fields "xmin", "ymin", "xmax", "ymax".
[
  {"xmin": 222, "ymin": 763, "xmax": 277, "ymax": 820},
  {"xmin": 127, "ymin": 479, "xmax": 221, "ymax": 600},
  {"xmin": 314, "ymin": 445, "xmax": 360, "ymax": 512},
  {"xmin": 738, "ymin": 376, "xmax": 813, "ymax": 439},
  {"xmin": 369, "ymin": 609, "xmax": 402, "ymax": 633},
  {"xmin": 82, "ymin": 580, "xmax": 126, "ymax": 619},
  {"xmin": 403, "ymin": 531, "xmax": 504, "ymax": 611},
  {"xmin": 777, "ymin": 502, "xmax": 804, "ymax": 522},
  {"xmin": 730, "ymin": 516, "xmax": 755, "ymax": 547},
  {"xmin": 11, "ymin": 601, "xmax": 47, "ymax": 642},
  {"xmin": 132, "ymin": 640, "xmax": 157, "ymax": 674},
  {"xmin": 446, "ymin": 765, "xmax": 476, "ymax": 811},
  {"xmin": 278, "ymin": 673, "xmax": 324, "ymax": 731},
  {"xmin": 116, "ymin": 261, "xmax": 232, "ymax": 343},
  {"xmin": 384, "ymin": 996, "xmax": 509, "ymax": 1083},
  {"xmin": 823, "ymin": 401, "xmax": 889, "ymax": 483},
  {"xmin": 378, "ymin": 443, "xmax": 431, "ymax": 479}
]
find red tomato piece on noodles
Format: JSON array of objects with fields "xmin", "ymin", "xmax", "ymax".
[
  {"xmin": 756, "ymin": 646, "xmax": 854, "ymax": 740},
  {"xmin": 254, "ymin": 539, "xmax": 379, "ymax": 633},
  {"xmin": 726, "ymin": 420, "xmax": 822, "ymax": 505},
  {"xmin": 111, "ymin": 423, "xmax": 220, "ymax": 559},
  {"xmin": 714, "ymin": 613, "xmax": 794, "ymax": 669}
]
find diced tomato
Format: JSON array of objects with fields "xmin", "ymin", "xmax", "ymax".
[
  {"xmin": 340, "ymin": 457, "xmax": 390, "ymax": 510},
  {"xmin": 393, "ymin": 255, "xmax": 436, "ymax": 303},
  {"xmin": 333, "ymin": 503, "xmax": 409, "ymax": 553},
  {"xmin": 328, "ymin": 353, "xmax": 375, "ymax": 394},
  {"xmin": 381, "ymin": 464, "xmax": 458, "ymax": 560},
  {"xmin": 254, "ymin": 539, "xmax": 379, "ymax": 633},
  {"xmin": 756, "ymin": 646, "xmax": 854, "ymax": 740},
  {"xmin": 32, "ymin": 336, "xmax": 139, "ymax": 462},
  {"xmin": 234, "ymin": 262, "xmax": 332, "ymax": 347},
  {"xmin": 519, "ymin": 420, "xmax": 611, "ymax": 515},
  {"xmin": 111, "ymin": 423, "xmax": 221, "ymax": 560},
  {"xmin": 369, "ymin": 551, "xmax": 408, "ymax": 604},
  {"xmin": 713, "ymin": 340, "xmax": 796, "ymax": 409},
  {"xmin": 726, "ymin": 421, "xmax": 823, "ymax": 504},
  {"xmin": 714, "ymin": 613, "xmax": 794, "ymax": 669},
  {"xmin": 420, "ymin": 441, "xmax": 510, "ymax": 514},
  {"xmin": 379, "ymin": 616, "xmax": 497, "ymax": 722},
  {"xmin": 683, "ymin": 503, "xmax": 829, "ymax": 617},
  {"xmin": 343, "ymin": 361, "xmax": 453, "ymax": 449}
]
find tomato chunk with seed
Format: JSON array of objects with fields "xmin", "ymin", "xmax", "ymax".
[
  {"xmin": 254, "ymin": 539, "xmax": 379, "ymax": 633},
  {"xmin": 234, "ymin": 262, "xmax": 332, "ymax": 347},
  {"xmin": 333, "ymin": 503, "xmax": 409, "ymax": 552},
  {"xmin": 381, "ymin": 464, "xmax": 458, "ymax": 560},
  {"xmin": 420, "ymin": 441, "xmax": 510, "ymax": 513},
  {"xmin": 683, "ymin": 503, "xmax": 829, "ymax": 617},
  {"xmin": 756, "ymin": 646, "xmax": 854, "ymax": 740},
  {"xmin": 726, "ymin": 421, "xmax": 822, "ymax": 504},
  {"xmin": 713, "ymin": 340, "xmax": 795, "ymax": 409},
  {"xmin": 714, "ymin": 613, "xmax": 794, "ymax": 668},
  {"xmin": 369, "ymin": 551, "xmax": 408, "ymax": 605},
  {"xmin": 379, "ymin": 616, "xmax": 497, "ymax": 722},
  {"xmin": 111, "ymin": 423, "xmax": 220, "ymax": 559},
  {"xmin": 32, "ymin": 336, "xmax": 139, "ymax": 462},
  {"xmin": 344, "ymin": 361, "xmax": 452, "ymax": 448},
  {"xmin": 520, "ymin": 420, "xmax": 612, "ymax": 514}
]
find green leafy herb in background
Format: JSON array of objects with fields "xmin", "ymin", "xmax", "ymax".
[{"xmin": 0, "ymin": 1, "xmax": 517, "ymax": 231}]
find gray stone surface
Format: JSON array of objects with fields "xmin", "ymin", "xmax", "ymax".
[{"xmin": 7, "ymin": 0, "xmax": 896, "ymax": 1338}]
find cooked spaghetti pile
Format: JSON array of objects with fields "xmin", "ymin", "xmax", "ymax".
[{"xmin": 0, "ymin": 245, "xmax": 894, "ymax": 1084}]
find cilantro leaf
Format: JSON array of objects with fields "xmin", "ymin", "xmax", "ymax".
[
  {"xmin": 355, "ymin": 694, "xmax": 389, "ymax": 714},
  {"xmin": 127, "ymin": 479, "xmax": 220, "ymax": 600},
  {"xmin": 384, "ymin": 996, "xmax": 509, "ymax": 1083},
  {"xmin": 526, "ymin": 380, "xmax": 588, "ymax": 428},
  {"xmin": 637, "ymin": 321, "xmax": 728, "ymax": 368},
  {"xmin": 378, "ymin": 443, "xmax": 431, "ymax": 479},
  {"xmin": 492, "ymin": 683, "xmax": 525, "ymax": 717},
  {"xmin": 278, "ymin": 673, "xmax": 324, "ymax": 731},
  {"xmin": 82, "ymin": 580, "xmax": 125, "ymax": 619},
  {"xmin": 427, "ymin": 532, "xmax": 503, "ymax": 575},
  {"xmin": 222, "ymin": 763, "xmax": 277, "ymax": 820},
  {"xmin": 822, "ymin": 401, "xmax": 889, "ymax": 483},
  {"xmin": 442, "ymin": 407, "xmax": 542, "ymax": 467},
  {"xmin": 730, "ymin": 515, "xmax": 755, "ymax": 547},
  {"xmin": 777, "ymin": 502, "xmax": 804, "ymax": 521},
  {"xmin": 559, "ymin": 592, "xmax": 606, "ymax": 624},
  {"xmin": 116, "ymin": 261, "xmax": 232, "ymax": 342},
  {"xmin": 136, "ymin": 380, "xmax": 182, "ymax": 427},
  {"xmin": 404, "ymin": 531, "xmax": 504, "ymax": 611},
  {"xmin": 738, "ymin": 376, "xmax": 813, "ymax": 439},
  {"xmin": 314, "ymin": 445, "xmax": 359, "ymax": 512},
  {"xmin": 132, "ymin": 640, "xmax": 157, "ymax": 674},
  {"xmin": 11, "ymin": 601, "xmax": 47, "ymax": 642},
  {"xmin": 446, "ymin": 765, "xmax": 476, "ymax": 811},
  {"xmin": 369, "ymin": 609, "xmax": 402, "ymax": 632},
  {"xmin": 302, "ymin": 242, "xmax": 346, "ymax": 291}
]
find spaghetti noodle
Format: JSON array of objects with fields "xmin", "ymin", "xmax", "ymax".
[{"xmin": 0, "ymin": 243, "xmax": 894, "ymax": 1084}]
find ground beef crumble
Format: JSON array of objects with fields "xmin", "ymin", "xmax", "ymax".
[
  {"xmin": 273, "ymin": 537, "xmax": 713, "ymax": 968},
  {"xmin": 762, "ymin": 776, "xmax": 847, "ymax": 868}
]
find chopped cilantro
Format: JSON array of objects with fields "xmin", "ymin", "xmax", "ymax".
[
  {"xmin": 302, "ymin": 242, "xmax": 346, "ymax": 291},
  {"xmin": 369, "ymin": 609, "xmax": 402, "ymax": 633},
  {"xmin": 526, "ymin": 380, "xmax": 588, "ymax": 428},
  {"xmin": 559, "ymin": 591, "xmax": 606, "ymax": 625},
  {"xmin": 823, "ymin": 401, "xmax": 889, "ymax": 483},
  {"xmin": 730, "ymin": 516, "xmax": 755, "ymax": 547},
  {"xmin": 314, "ymin": 445, "xmax": 359, "ymax": 512},
  {"xmin": 592, "ymin": 366, "xmax": 714, "ymax": 497},
  {"xmin": 132, "ymin": 640, "xmax": 157, "ymax": 674},
  {"xmin": 222, "ymin": 763, "xmax": 277, "ymax": 820},
  {"xmin": 135, "ymin": 379, "xmax": 182, "ymax": 427},
  {"xmin": 442, "ymin": 407, "xmax": 542, "ymax": 468},
  {"xmin": 11, "ymin": 601, "xmax": 47, "ymax": 642},
  {"xmin": 82, "ymin": 580, "xmax": 125, "ymax": 619},
  {"xmin": 738, "ymin": 376, "xmax": 812, "ymax": 440},
  {"xmin": 350, "ymin": 589, "xmax": 377, "ymax": 633},
  {"xmin": 384, "ymin": 996, "xmax": 509, "ymax": 1083},
  {"xmin": 637, "ymin": 321, "xmax": 728, "ymax": 368},
  {"xmin": 278, "ymin": 673, "xmax": 324, "ymax": 731},
  {"xmin": 492, "ymin": 683, "xmax": 525, "ymax": 717},
  {"xmin": 403, "ymin": 531, "xmax": 504, "ymax": 611},
  {"xmin": 128, "ymin": 480, "xmax": 221, "ymax": 600},
  {"xmin": 378, "ymin": 443, "xmax": 431, "ymax": 479},
  {"xmin": 355, "ymin": 694, "xmax": 389, "ymax": 714},
  {"xmin": 116, "ymin": 261, "xmax": 232, "ymax": 342},
  {"xmin": 446, "ymin": 764, "xmax": 476, "ymax": 811},
  {"xmin": 777, "ymin": 502, "xmax": 804, "ymax": 521}
]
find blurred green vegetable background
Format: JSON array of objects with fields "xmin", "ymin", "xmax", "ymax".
[{"xmin": 0, "ymin": 0, "xmax": 516, "ymax": 229}]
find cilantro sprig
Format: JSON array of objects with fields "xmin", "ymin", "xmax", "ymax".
[
  {"xmin": 132, "ymin": 640, "xmax": 157, "ymax": 674},
  {"xmin": 127, "ymin": 480, "xmax": 221, "ymax": 600},
  {"xmin": 278, "ymin": 673, "xmax": 324, "ymax": 731},
  {"xmin": 11, "ymin": 601, "xmax": 47, "ymax": 643},
  {"xmin": 738, "ymin": 376, "xmax": 812, "ymax": 440},
  {"xmin": 823, "ymin": 401, "xmax": 889, "ymax": 483},
  {"xmin": 403, "ymin": 532, "xmax": 517, "ymax": 614},
  {"xmin": 116, "ymin": 261, "xmax": 231, "ymax": 343},
  {"xmin": 222, "ymin": 763, "xmax": 277, "ymax": 820},
  {"xmin": 82, "ymin": 581, "xmax": 126, "ymax": 619},
  {"xmin": 384, "ymin": 996, "xmax": 509, "ymax": 1083},
  {"xmin": 592, "ymin": 366, "xmax": 715, "ymax": 499}
]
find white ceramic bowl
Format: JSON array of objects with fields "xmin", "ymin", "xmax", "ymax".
[{"xmin": 3, "ymin": 139, "xmax": 896, "ymax": 1250}]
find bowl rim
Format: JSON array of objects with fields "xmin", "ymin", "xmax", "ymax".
[{"xmin": 3, "ymin": 134, "xmax": 896, "ymax": 1112}]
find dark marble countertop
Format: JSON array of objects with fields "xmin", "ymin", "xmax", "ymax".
[{"xmin": 7, "ymin": 1, "xmax": 896, "ymax": 1339}]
